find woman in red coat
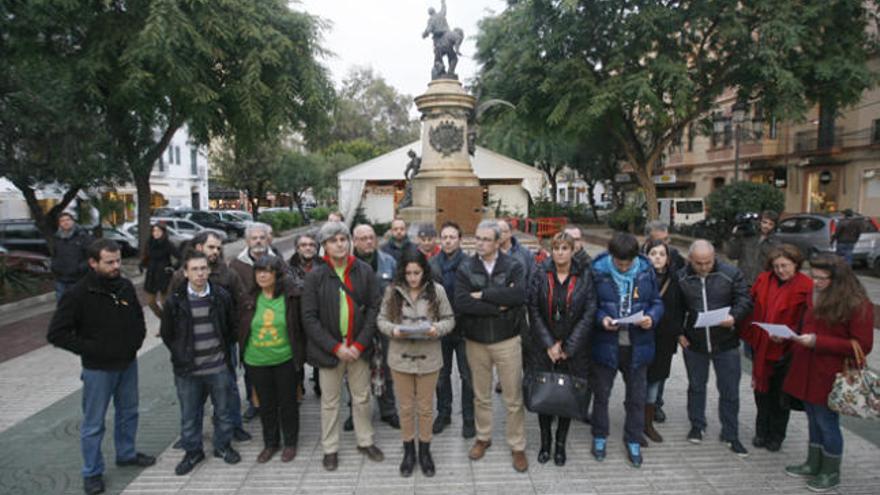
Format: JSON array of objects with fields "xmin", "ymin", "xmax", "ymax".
[
  {"xmin": 739, "ymin": 244, "xmax": 812, "ymax": 452},
  {"xmin": 782, "ymin": 254, "xmax": 873, "ymax": 492}
]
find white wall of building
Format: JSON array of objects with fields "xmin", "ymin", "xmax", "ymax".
[
  {"xmin": 147, "ymin": 126, "xmax": 210, "ymax": 211},
  {"xmin": 488, "ymin": 185, "xmax": 529, "ymax": 216}
]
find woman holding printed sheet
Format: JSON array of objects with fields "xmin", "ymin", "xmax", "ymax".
[
  {"xmin": 738, "ymin": 244, "xmax": 812, "ymax": 452},
  {"xmin": 377, "ymin": 250, "xmax": 455, "ymax": 477}
]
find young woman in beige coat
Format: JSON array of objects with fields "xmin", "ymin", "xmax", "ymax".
[{"xmin": 378, "ymin": 250, "xmax": 455, "ymax": 478}]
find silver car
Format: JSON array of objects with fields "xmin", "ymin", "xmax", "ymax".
[
  {"xmin": 150, "ymin": 217, "xmax": 228, "ymax": 243},
  {"xmin": 772, "ymin": 213, "xmax": 880, "ymax": 264},
  {"xmin": 122, "ymin": 222, "xmax": 194, "ymax": 249}
]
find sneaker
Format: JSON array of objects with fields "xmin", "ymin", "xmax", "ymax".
[
  {"xmin": 687, "ymin": 427, "xmax": 703, "ymax": 444},
  {"xmin": 175, "ymin": 450, "xmax": 205, "ymax": 476},
  {"xmin": 626, "ymin": 442, "xmax": 642, "ymax": 468},
  {"xmin": 83, "ymin": 475, "xmax": 105, "ymax": 495},
  {"xmin": 591, "ymin": 437, "xmax": 607, "ymax": 462},
  {"xmin": 727, "ymin": 438, "xmax": 749, "ymax": 458},
  {"xmin": 213, "ymin": 445, "xmax": 242, "ymax": 464}
]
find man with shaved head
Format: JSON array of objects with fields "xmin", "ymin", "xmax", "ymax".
[{"xmin": 676, "ymin": 239, "xmax": 753, "ymax": 458}]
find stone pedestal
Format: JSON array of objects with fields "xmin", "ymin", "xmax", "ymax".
[{"xmin": 398, "ymin": 78, "xmax": 480, "ymax": 225}]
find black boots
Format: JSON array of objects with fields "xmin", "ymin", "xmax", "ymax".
[
  {"xmin": 537, "ymin": 415, "xmax": 553, "ymax": 464},
  {"xmin": 418, "ymin": 441, "xmax": 435, "ymax": 477},
  {"xmin": 554, "ymin": 417, "xmax": 570, "ymax": 466},
  {"xmin": 400, "ymin": 441, "xmax": 416, "ymax": 477}
]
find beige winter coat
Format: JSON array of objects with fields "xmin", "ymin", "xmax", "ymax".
[{"xmin": 377, "ymin": 282, "xmax": 455, "ymax": 374}]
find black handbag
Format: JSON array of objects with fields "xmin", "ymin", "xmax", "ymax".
[{"xmin": 522, "ymin": 362, "xmax": 592, "ymax": 422}]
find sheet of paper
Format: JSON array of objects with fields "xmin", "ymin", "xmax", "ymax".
[
  {"xmin": 613, "ymin": 311, "xmax": 645, "ymax": 325},
  {"xmin": 398, "ymin": 321, "xmax": 432, "ymax": 334},
  {"xmin": 754, "ymin": 322, "xmax": 797, "ymax": 339},
  {"xmin": 694, "ymin": 306, "xmax": 731, "ymax": 327}
]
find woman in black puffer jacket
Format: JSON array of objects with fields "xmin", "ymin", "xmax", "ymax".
[
  {"xmin": 142, "ymin": 222, "xmax": 179, "ymax": 318},
  {"xmin": 525, "ymin": 232, "xmax": 596, "ymax": 467}
]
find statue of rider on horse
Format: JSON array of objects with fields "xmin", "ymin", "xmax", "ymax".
[{"xmin": 423, "ymin": 0, "xmax": 464, "ymax": 80}]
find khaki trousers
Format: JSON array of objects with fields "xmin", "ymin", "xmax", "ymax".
[
  {"xmin": 319, "ymin": 358, "xmax": 374, "ymax": 454},
  {"xmin": 466, "ymin": 336, "xmax": 526, "ymax": 451},
  {"xmin": 391, "ymin": 370, "xmax": 440, "ymax": 443}
]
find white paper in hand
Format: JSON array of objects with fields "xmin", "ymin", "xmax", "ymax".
[
  {"xmin": 695, "ymin": 306, "xmax": 731, "ymax": 327},
  {"xmin": 754, "ymin": 323, "xmax": 797, "ymax": 339},
  {"xmin": 613, "ymin": 311, "xmax": 645, "ymax": 326}
]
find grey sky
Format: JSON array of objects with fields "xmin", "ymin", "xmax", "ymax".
[{"xmin": 297, "ymin": 0, "xmax": 507, "ymax": 103}]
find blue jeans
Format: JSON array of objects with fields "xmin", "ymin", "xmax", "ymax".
[
  {"xmin": 836, "ymin": 242, "xmax": 856, "ymax": 266},
  {"xmin": 436, "ymin": 334, "xmax": 475, "ymax": 422},
  {"xmin": 80, "ymin": 362, "xmax": 139, "ymax": 478},
  {"xmin": 188, "ymin": 345, "xmax": 244, "ymax": 431},
  {"xmin": 174, "ymin": 368, "xmax": 235, "ymax": 453},
  {"xmin": 55, "ymin": 280, "xmax": 76, "ymax": 302},
  {"xmin": 647, "ymin": 379, "xmax": 664, "ymax": 405},
  {"xmin": 683, "ymin": 347, "xmax": 741, "ymax": 441},
  {"xmin": 804, "ymin": 402, "xmax": 843, "ymax": 456}
]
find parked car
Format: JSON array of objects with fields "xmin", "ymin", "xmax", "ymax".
[
  {"xmin": 772, "ymin": 212, "xmax": 880, "ymax": 264},
  {"xmin": 213, "ymin": 210, "xmax": 253, "ymax": 222},
  {"xmin": 123, "ymin": 222, "xmax": 194, "ymax": 250},
  {"xmin": 166, "ymin": 209, "xmax": 242, "ymax": 241},
  {"xmin": 100, "ymin": 225, "xmax": 139, "ymax": 257},
  {"xmin": 0, "ymin": 246, "xmax": 51, "ymax": 275},
  {"xmin": 0, "ymin": 219, "xmax": 49, "ymax": 255},
  {"xmin": 151, "ymin": 216, "xmax": 228, "ymax": 243}
]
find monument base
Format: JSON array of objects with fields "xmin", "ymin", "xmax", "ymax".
[{"xmin": 397, "ymin": 206, "xmax": 438, "ymax": 225}]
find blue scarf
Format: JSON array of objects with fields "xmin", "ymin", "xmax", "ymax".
[{"xmin": 598, "ymin": 255, "xmax": 643, "ymax": 317}]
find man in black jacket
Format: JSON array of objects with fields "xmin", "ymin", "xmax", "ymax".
[
  {"xmin": 301, "ymin": 221, "xmax": 384, "ymax": 472},
  {"xmin": 456, "ymin": 220, "xmax": 529, "ymax": 473},
  {"xmin": 160, "ymin": 251, "xmax": 241, "ymax": 475},
  {"xmin": 429, "ymin": 221, "xmax": 475, "ymax": 438},
  {"xmin": 380, "ymin": 218, "xmax": 417, "ymax": 262},
  {"xmin": 51, "ymin": 212, "xmax": 94, "ymax": 300},
  {"xmin": 676, "ymin": 240, "xmax": 753, "ymax": 458},
  {"xmin": 47, "ymin": 239, "xmax": 154, "ymax": 495}
]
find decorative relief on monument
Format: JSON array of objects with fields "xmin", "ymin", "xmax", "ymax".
[{"xmin": 429, "ymin": 121, "xmax": 464, "ymax": 157}]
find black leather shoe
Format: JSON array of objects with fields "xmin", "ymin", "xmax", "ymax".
[
  {"xmin": 752, "ymin": 436, "xmax": 766, "ymax": 448},
  {"xmin": 432, "ymin": 415, "xmax": 451, "ymax": 434},
  {"xmin": 382, "ymin": 414, "xmax": 401, "ymax": 429},
  {"xmin": 765, "ymin": 439, "xmax": 782, "ymax": 452},
  {"xmin": 175, "ymin": 450, "xmax": 205, "ymax": 476},
  {"xmin": 462, "ymin": 420, "xmax": 476, "ymax": 439},
  {"xmin": 343, "ymin": 416, "xmax": 354, "ymax": 432},
  {"xmin": 116, "ymin": 452, "xmax": 156, "ymax": 467},
  {"xmin": 233, "ymin": 428, "xmax": 252, "ymax": 442},
  {"xmin": 322, "ymin": 453, "xmax": 338, "ymax": 471},
  {"xmin": 357, "ymin": 444, "xmax": 385, "ymax": 462},
  {"xmin": 654, "ymin": 405, "xmax": 666, "ymax": 423},
  {"xmin": 400, "ymin": 441, "xmax": 416, "ymax": 477},
  {"xmin": 418, "ymin": 441, "xmax": 435, "ymax": 477},
  {"xmin": 213, "ymin": 445, "xmax": 241, "ymax": 464},
  {"xmin": 83, "ymin": 475, "xmax": 105, "ymax": 494}
]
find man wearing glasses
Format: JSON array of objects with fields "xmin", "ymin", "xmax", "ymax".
[{"xmin": 455, "ymin": 220, "xmax": 529, "ymax": 473}]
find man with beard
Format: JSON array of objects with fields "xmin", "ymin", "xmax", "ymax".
[
  {"xmin": 48, "ymin": 239, "xmax": 155, "ymax": 495},
  {"xmin": 289, "ymin": 232, "xmax": 324, "ymax": 397}
]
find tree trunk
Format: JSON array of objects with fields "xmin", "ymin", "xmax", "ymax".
[
  {"xmin": 134, "ymin": 171, "xmax": 153, "ymax": 254},
  {"xmin": 292, "ymin": 192, "xmax": 307, "ymax": 222},
  {"xmin": 633, "ymin": 162, "xmax": 659, "ymax": 220},
  {"xmin": 585, "ymin": 178, "xmax": 600, "ymax": 223},
  {"xmin": 247, "ymin": 190, "xmax": 260, "ymax": 220}
]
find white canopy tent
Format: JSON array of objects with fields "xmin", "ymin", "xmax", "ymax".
[{"xmin": 337, "ymin": 141, "xmax": 546, "ymax": 223}]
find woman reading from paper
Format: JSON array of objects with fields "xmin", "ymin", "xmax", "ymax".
[
  {"xmin": 377, "ymin": 250, "xmax": 454, "ymax": 478},
  {"xmin": 738, "ymin": 244, "xmax": 812, "ymax": 452}
]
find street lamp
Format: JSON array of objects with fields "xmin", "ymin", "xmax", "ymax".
[{"xmin": 732, "ymin": 99, "xmax": 749, "ymax": 182}]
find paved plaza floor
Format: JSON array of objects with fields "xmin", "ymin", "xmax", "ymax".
[{"xmin": 0, "ymin": 239, "xmax": 878, "ymax": 494}]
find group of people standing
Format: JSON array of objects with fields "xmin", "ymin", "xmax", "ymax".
[{"xmin": 46, "ymin": 210, "xmax": 873, "ymax": 495}]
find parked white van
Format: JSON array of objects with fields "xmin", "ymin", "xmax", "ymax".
[{"xmin": 657, "ymin": 197, "xmax": 706, "ymax": 227}]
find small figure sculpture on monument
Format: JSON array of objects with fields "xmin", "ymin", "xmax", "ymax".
[
  {"xmin": 399, "ymin": 150, "xmax": 422, "ymax": 208},
  {"xmin": 423, "ymin": 0, "xmax": 464, "ymax": 80}
]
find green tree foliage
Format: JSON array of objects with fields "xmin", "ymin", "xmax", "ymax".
[
  {"xmin": 474, "ymin": 0, "xmax": 877, "ymax": 219},
  {"xmin": 212, "ymin": 138, "xmax": 282, "ymax": 220},
  {"xmin": 0, "ymin": 2, "xmax": 122, "ymax": 250},
  {"xmin": 312, "ymin": 67, "xmax": 419, "ymax": 158},
  {"xmin": 707, "ymin": 182, "xmax": 785, "ymax": 225},
  {"xmin": 275, "ymin": 150, "xmax": 326, "ymax": 219}
]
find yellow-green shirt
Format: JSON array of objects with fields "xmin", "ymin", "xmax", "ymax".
[
  {"xmin": 334, "ymin": 263, "xmax": 350, "ymax": 338},
  {"xmin": 244, "ymin": 293, "xmax": 292, "ymax": 366}
]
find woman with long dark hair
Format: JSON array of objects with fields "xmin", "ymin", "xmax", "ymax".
[
  {"xmin": 238, "ymin": 255, "xmax": 305, "ymax": 463},
  {"xmin": 377, "ymin": 250, "xmax": 454, "ymax": 477},
  {"xmin": 642, "ymin": 239, "xmax": 682, "ymax": 444},
  {"xmin": 526, "ymin": 232, "xmax": 595, "ymax": 466},
  {"xmin": 783, "ymin": 254, "xmax": 873, "ymax": 492},
  {"xmin": 143, "ymin": 222, "xmax": 179, "ymax": 318},
  {"xmin": 739, "ymin": 244, "xmax": 812, "ymax": 452}
]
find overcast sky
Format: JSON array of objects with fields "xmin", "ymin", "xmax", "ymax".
[{"xmin": 296, "ymin": 0, "xmax": 508, "ymax": 102}]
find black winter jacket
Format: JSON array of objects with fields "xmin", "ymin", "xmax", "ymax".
[
  {"xmin": 51, "ymin": 227, "xmax": 93, "ymax": 283},
  {"xmin": 47, "ymin": 271, "xmax": 146, "ymax": 370},
  {"xmin": 160, "ymin": 282, "xmax": 236, "ymax": 377},
  {"xmin": 301, "ymin": 256, "xmax": 379, "ymax": 368},
  {"xmin": 525, "ymin": 260, "xmax": 596, "ymax": 377},
  {"xmin": 675, "ymin": 260, "xmax": 753, "ymax": 355},
  {"xmin": 454, "ymin": 252, "xmax": 527, "ymax": 344}
]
